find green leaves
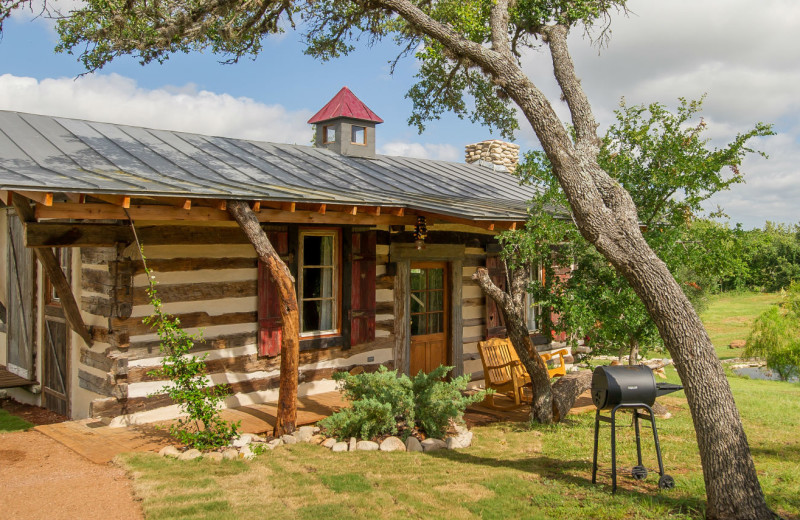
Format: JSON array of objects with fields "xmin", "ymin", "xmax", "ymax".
[
  {"xmin": 745, "ymin": 282, "xmax": 800, "ymax": 381},
  {"xmin": 142, "ymin": 247, "xmax": 239, "ymax": 450}
]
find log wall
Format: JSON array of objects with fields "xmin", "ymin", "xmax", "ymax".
[{"xmin": 75, "ymin": 224, "xmax": 495, "ymax": 425}]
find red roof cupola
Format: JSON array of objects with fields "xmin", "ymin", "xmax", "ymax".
[
  {"xmin": 310, "ymin": 87, "xmax": 382, "ymax": 159},
  {"xmin": 308, "ymin": 87, "xmax": 383, "ymax": 124}
]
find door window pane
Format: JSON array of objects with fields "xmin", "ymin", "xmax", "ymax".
[{"xmin": 410, "ymin": 266, "xmax": 446, "ymax": 337}]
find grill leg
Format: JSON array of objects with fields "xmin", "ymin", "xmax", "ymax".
[
  {"xmin": 633, "ymin": 409, "xmax": 643, "ymax": 468},
  {"xmin": 592, "ymin": 410, "xmax": 600, "ymax": 484},
  {"xmin": 611, "ymin": 406, "xmax": 618, "ymax": 494},
  {"xmin": 645, "ymin": 404, "xmax": 666, "ymax": 477}
]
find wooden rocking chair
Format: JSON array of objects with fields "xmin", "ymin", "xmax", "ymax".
[{"xmin": 477, "ymin": 338, "xmax": 569, "ymax": 409}]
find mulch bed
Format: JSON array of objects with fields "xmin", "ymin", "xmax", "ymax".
[{"xmin": 1, "ymin": 397, "xmax": 69, "ymax": 426}]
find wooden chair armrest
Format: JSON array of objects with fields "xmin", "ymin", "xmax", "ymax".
[{"xmin": 486, "ymin": 359, "xmax": 522, "ymax": 371}]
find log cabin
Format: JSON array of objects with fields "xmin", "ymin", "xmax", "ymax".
[{"xmin": 0, "ymin": 87, "xmax": 564, "ymax": 425}]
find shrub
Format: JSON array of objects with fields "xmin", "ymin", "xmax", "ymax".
[
  {"xmin": 319, "ymin": 365, "xmax": 485, "ymax": 441},
  {"xmin": 745, "ymin": 282, "xmax": 800, "ymax": 381}
]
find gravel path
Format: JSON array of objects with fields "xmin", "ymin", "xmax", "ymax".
[{"xmin": 0, "ymin": 430, "xmax": 144, "ymax": 520}]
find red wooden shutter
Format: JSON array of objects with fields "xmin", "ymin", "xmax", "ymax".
[
  {"xmin": 350, "ymin": 230, "xmax": 376, "ymax": 346},
  {"xmin": 257, "ymin": 231, "xmax": 289, "ymax": 357},
  {"xmin": 484, "ymin": 255, "xmax": 507, "ymax": 339}
]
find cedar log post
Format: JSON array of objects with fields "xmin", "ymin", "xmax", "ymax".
[
  {"xmin": 227, "ymin": 200, "xmax": 299, "ymax": 435},
  {"xmin": 11, "ymin": 193, "xmax": 93, "ymax": 346}
]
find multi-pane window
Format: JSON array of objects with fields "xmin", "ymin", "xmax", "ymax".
[
  {"xmin": 526, "ymin": 263, "xmax": 542, "ymax": 331},
  {"xmin": 410, "ymin": 267, "xmax": 445, "ymax": 336},
  {"xmin": 299, "ymin": 231, "xmax": 338, "ymax": 335}
]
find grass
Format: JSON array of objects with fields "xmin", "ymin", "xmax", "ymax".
[
  {"xmin": 0, "ymin": 407, "xmax": 33, "ymax": 432},
  {"xmin": 700, "ymin": 291, "xmax": 780, "ymax": 359},
  {"xmin": 118, "ymin": 292, "xmax": 800, "ymax": 519}
]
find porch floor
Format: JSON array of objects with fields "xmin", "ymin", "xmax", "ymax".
[{"xmin": 34, "ymin": 389, "xmax": 594, "ymax": 464}]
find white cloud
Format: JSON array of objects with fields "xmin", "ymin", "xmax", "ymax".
[
  {"xmin": 378, "ymin": 141, "xmax": 460, "ymax": 162},
  {"xmin": 0, "ymin": 73, "xmax": 314, "ymax": 144}
]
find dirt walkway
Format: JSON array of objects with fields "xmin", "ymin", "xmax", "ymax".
[{"xmin": 0, "ymin": 430, "xmax": 144, "ymax": 520}]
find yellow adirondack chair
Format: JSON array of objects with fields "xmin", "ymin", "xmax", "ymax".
[{"xmin": 477, "ymin": 338, "xmax": 569, "ymax": 408}]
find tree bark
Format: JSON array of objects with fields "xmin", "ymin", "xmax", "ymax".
[
  {"xmin": 551, "ymin": 370, "xmax": 592, "ymax": 423},
  {"xmin": 227, "ymin": 200, "xmax": 299, "ymax": 436}
]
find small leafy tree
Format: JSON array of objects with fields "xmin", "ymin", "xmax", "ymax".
[
  {"xmin": 745, "ymin": 282, "xmax": 800, "ymax": 381},
  {"xmin": 141, "ymin": 249, "xmax": 240, "ymax": 450}
]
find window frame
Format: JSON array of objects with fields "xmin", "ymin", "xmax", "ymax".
[
  {"xmin": 298, "ymin": 228, "xmax": 341, "ymax": 338},
  {"xmin": 350, "ymin": 125, "xmax": 366, "ymax": 145},
  {"xmin": 525, "ymin": 263, "xmax": 542, "ymax": 332},
  {"xmin": 322, "ymin": 125, "xmax": 336, "ymax": 144}
]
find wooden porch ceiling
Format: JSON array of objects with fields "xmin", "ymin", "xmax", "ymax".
[{"xmin": 1, "ymin": 190, "xmax": 524, "ymax": 233}]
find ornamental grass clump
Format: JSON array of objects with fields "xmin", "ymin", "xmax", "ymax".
[
  {"xmin": 319, "ymin": 365, "xmax": 485, "ymax": 441},
  {"xmin": 140, "ymin": 248, "xmax": 240, "ymax": 450}
]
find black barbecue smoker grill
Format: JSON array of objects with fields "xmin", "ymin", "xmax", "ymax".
[{"xmin": 591, "ymin": 365, "xmax": 683, "ymax": 492}]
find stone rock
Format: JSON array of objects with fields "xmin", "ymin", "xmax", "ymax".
[
  {"xmin": 232, "ymin": 433, "xmax": 254, "ymax": 447},
  {"xmin": 178, "ymin": 449, "xmax": 202, "ymax": 461},
  {"xmin": 204, "ymin": 452, "xmax": 224, "ymax": 463},
  {"xmin": 268, "ymin": 439, "xmax": 283, "ymax": 449},
  {"xmin": 356, "ymin": 440, "xmax": 379, "ymax": 451},
  {"xmin": 222, "ymin": 449, "xmax": 239, "ymax": 460},
  {"xmin": 421, "ymin": 438, "xmax": 447, "ymax": 452},
  {"xmin": 159, "ymin": 445, "xmax": 181, "ymax": 458},
  {"xmin": 293, "ymin": 428, "xmax": 314, "ymax": 443},
  {"xmin": 446, "ymin": 430, "xmax": 473, "ymax": 450},
  {"xmin": 379, "ymin": 437, "xmax": 406, "ymax": 452},
  {"xmin": 240, "ymin": 445, "xmax": 255, "ymax": 460},
  {"xmin": 281, "ymin": 434, "xmax": 298, "ymax": 445},
  {"xmin": 250, "ymin": 434, "xmax": 266, "ymax": 443},
  {"xmin": 332, "ymin": 442, "xmax": 348, "ymax": 452},
  {"xmin": 322, "ymin": 437, "xmax": 337, "ymax": 449},
  {"xmin": 730, "ymin": 339, "xmax": 747, "ymax": 349},
  {"xmin": 405, "ymin": 436, "xmax": 423, "ymax": 453},
  {"xmin": 298, "ymin": 425, "xmax": 318, "ymax": 436},
  {"xmin": 349, "ymin": 437, "xmax": 357, "ymax": 452},
  {"xmin": 309, "ymin": 435, "xmax": 326, "ymax": 445}
]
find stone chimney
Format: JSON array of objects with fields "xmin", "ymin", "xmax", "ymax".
[{"xmin": 464, "ymin": 139, "xmax": 520, "ymax": 171}]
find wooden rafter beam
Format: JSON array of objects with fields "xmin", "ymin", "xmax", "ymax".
[
  {"xmin": 11, "ymin": 194, "xmax": 93, "ymax": 346},
  {"xmin": 390, "ymin": 207, "xmax": 405, "ymax": 217},
  {"xmin": 15, "ymin": 191, "xmax": 53, "ymax": 206},
  {"xmin": 34, "ymin": 202, "xmax": 417, "ymax": 226},
  {"xmin": 251, "ymin": 201, "xmax": 261, "ymax": 212},
  {"xmin": 315, "ymin": 204, "xmax": 327, "ymax": 215},
  {"xmin": 365, "ymin": 206, "xmax": 381, "ymax": 216},
  {"xmin": 92, "ymin": 194, "xmax": 131, "ymax": 208},
  {"xmin": 281, "ymin": 202, "xmax": 296, "ymax": 212},
  {"xmin": 63, "ymin": 193, "xmax": 86, "ymax": 204}
]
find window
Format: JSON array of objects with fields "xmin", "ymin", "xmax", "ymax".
[
  {"xmin": 322, "ymin": 125, "xmax": 336, "ymax": 144},
  {"xmin": 45, "ymin": 248, "xmax": 71, "ymax": 305},
  {"xmin": 525, "ymin": 264, "xmax": 541, "ymax": 331},
  {"xmin": 299, "ymin": 230, "xmax": 338, "ymax": 335},
  {"xmin": 410, "ymin": 267, "xmax": 446, "ymax": 336},
  {"xmin": 350, "ymin": 125, "xmax": 366, "ymax": 145}
]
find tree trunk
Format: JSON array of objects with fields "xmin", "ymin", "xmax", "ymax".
[
  {"xmin": 552, "ymin": 370, "xmax": 592, "ymax": 423},
  {"xmin": 628, "ymin": 339, "xmax": 639, "ymax": 366},
  {"xmin": 227, "ymin": 200, "xmax": 299, "ymax": 436}
]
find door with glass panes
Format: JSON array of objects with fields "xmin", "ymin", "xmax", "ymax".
[{"xmin": 409, "ymin": 262, "xmax": 449, "ymax": 375}]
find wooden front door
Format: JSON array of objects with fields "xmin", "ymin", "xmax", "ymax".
[
  {"xmin": 6, "ymin": 213, "xmax": 35, "ymax": 380},
  {"xmin": 42, "ymin": 249, "xmax": 71, "ymax": 415},
  {"xmin": 409, "ymin": 262, "xmax": 449, "ymax": 376}
]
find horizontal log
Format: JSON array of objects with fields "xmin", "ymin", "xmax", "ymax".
[
  {"xmin": 78, "ymin": 369, "xmax": 113, "ymax": 397},
  {"xmin": 104, "ymin": 310, "xmax": 258, "ymax": 337},
  {"xmin": 463, "ymin": 317, "xmax": 485, "ymax": 328},
  {"xmin": 375, "ymin": 319, "xmax": 394, "ymax": 333},
  {"xmin": 81, "ymin": 295, "xmax": 112, "ymax": 317},
  {"xmin": 132, "ymin": 280, "xmax": 257, "ymax": 306},
  {"xmin": 126, "ymin": 336, "xmax": 392, "ymax": 383},
  {"xmin": 132, "ymin": 257, "xmax": 258, "ymax": 274},
  {"xmin": 82, "ymin": 268, "xmax": 112, "ymax": 294},
  {"xmin": 463, "ymin": 297, "xmax": 484, "ymax": 307},
  {"xmin": 81, "ymin": 247, "xmax": 118, "ymax": 265},
  {"xmin": 91, "ymin": 361, "xmax": 395, "ymax": 419},
  {"xmin": 35, "ymin": 203, "xmax": 418, "ymax": 227},
  {"xmin": 376, "ymin": 273, "xmax": 394, "ymax": 290},
  {"xmin": 375, "ymin": 301, "xmax": 394, "ymax": 314},
  {"xmin": 79, "ymin": 347, "xmax": 114, "ymax": 372},
  {"xmin": 125, "ymin": 331, "xmax": 259, "ymax": 360}
]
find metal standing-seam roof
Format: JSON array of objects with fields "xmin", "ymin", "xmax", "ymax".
[{"xmin": 0, "ymin": 110, "xmax": 544, "ymax": 221}]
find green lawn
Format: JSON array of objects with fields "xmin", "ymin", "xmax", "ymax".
[
  {"xmin": 0, "ymin": 407, "xmax": 33, "ymax": 432},
  {"xmin": 701, "ymin": 291, "xmax": 780, "ymax": 359},
  {"xmin": 119, "ymin": 292, "xmax": 800, "ymax": 520}
]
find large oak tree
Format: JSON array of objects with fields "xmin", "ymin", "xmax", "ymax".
[{"xmin": 0, "ymin": 0, "xmax": 777, "ymax": 517}]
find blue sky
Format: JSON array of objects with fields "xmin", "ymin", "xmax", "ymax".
[{"xmin": 1, "ymin": 0, "xmax": 799, "ymax": 229}]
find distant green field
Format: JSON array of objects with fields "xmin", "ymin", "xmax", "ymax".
[{"xmin": 701, "ymin": 291, "xmax": 780, "ymax": 360}]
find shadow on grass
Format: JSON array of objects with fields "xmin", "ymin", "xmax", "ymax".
[{"xmin": 424, "ymin": 449, "xmax": 706, "ymax": 516}]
